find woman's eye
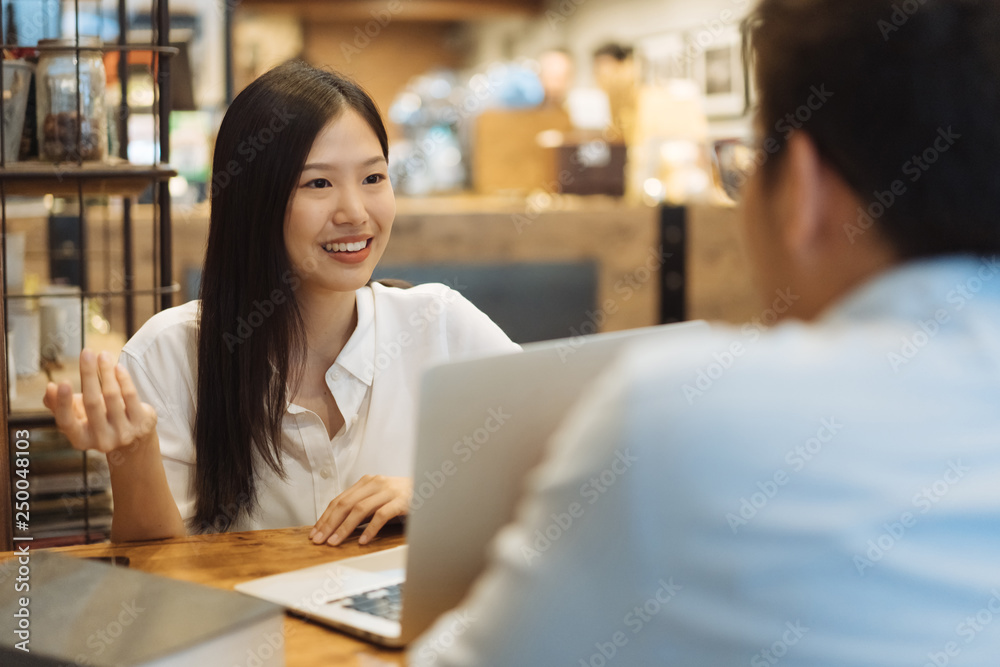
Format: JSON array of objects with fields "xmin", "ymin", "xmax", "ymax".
[
  {"xmin": 305, "ymin": 178, "xmax": 331, "ymax": 189},
  {"xmin": 364, "ymin": 174, "xmax": 386, "ymax": 185}
]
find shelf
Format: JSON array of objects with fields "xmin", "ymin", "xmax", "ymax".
[
  {"xmin": 238, "ymin": 0, "xmax": 544, "ymax": 21},
  {"xmin": 0, "ymin": 43, "xmax": 179, "ymax": 56},
  {"xmin": 4, "ymin": 284, "xmax": 181, "ymax": 302},
  {"xmin": 0, "ymin": 159, "xmax": 177, "ymax": 197},
  {"xmin": 1, "ymin": 0, "xmax": 175, "ymax": 551}
]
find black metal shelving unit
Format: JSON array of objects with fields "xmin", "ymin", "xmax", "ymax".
[{"xmin": 1, "ymin": 0, "xmax": 177, "ymax": 550}]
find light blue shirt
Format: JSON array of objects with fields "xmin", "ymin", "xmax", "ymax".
[{"xmin": 412, "ymin": 256, "xmax": 1000, "ymax": 666}]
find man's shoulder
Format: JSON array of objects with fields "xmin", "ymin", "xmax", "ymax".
[
  {"xmin": 625, "ymin": 319, "xmax": 894, "ymax": 379},
  {"xmin": 617, "ymin": 319, "xmax": 908, "ymax": 422}
]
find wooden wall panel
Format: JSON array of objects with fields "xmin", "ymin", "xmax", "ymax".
[
  {"xmin": 239, "ymin": 0, "xmax": 543, "ymax": 22},
  {"xmin": 301, "ymin": 21, "xmax": 467, "ymax": 140},
  {"xmin": 686, "ymin": 204, "xmax": 760, "ymax": 324}
]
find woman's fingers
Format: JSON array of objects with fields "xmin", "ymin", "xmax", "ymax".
[
  {"xmin": 117, "ymin": 365, "xmax": 155, "ymax": 437},
  {"xmin": 327, "ymin": 490, "xmax": 394, "ymax": 546},
  {"xmin": 98, "ymin": 352, "xmax": 129, "ymax": 440},
  {"xmin": 358, "ymin": 498, "xmax": 407, "ymax": 546},
  {"xmin": 311, "ymin": 478, "xmax": 375, "ymax": 545},
  {"xmin": 42, "ymin": 381, "xmax": 58, "ymax": 411},
  {"xmin": 311, "ymin": 476, "xmax": 412, "ymax": 547},
  {"xmin": 51, "ymin": 381, "xmax": 91, "ymax": 450},
  {"xmin": 42, "ymin": 349, "xmax": 154, "ymax": 454},
  {"xmin": 78, "ymin": 349, "xmax": 110, "ymax": 449}
]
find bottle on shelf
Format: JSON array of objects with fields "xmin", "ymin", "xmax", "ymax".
[{"xmin": 35, "ymin": 37, "xmax": 108, "ymax": 163}]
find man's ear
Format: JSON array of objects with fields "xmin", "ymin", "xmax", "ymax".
[{"xmin": 777, "ymin": 131, "xmax": 826, "ymax": 260}]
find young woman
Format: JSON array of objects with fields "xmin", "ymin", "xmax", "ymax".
[{"xmin": 43, "ymin": 61, "xmax": 518, "ymax": 546}]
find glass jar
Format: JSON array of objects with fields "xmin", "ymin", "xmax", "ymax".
[{"xmin": 36, "ymin": 37, "xmax": 107, "ymax": 162}]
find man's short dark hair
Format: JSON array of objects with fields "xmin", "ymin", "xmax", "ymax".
[
  {"xmin": 593, "ymin": 43, "xmax": 632, "ymax": 62},
  {"xmin": 747, "ymin": 0, "xmax": 1000, "ymax": 258}
]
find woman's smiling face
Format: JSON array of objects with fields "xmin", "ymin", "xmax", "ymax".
[{"xmin": 283, "ymin": 108, "xmax": 395, "ymax": 295}]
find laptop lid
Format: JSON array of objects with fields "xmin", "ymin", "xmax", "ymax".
[{"xmin": 398, "ymin": 320, "xmax": 709, "ymax": 644}]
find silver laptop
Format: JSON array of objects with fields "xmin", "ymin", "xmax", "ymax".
[{"xmin": 235, "ymin": 320, "xmax": 709, "ymax": 647}]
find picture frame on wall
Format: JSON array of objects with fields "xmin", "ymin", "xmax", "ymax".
[
  {"xmin": 635, "ymin": 32, "xmax": 689, "ymax": 85},
  {"xmin": 689, "ymin": 26, "xmax": 748, "ymax": 118}
]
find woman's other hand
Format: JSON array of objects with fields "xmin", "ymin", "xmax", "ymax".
[
  {"xmin": 43, "ymin": 349, "xmax": 158, "ymax": 454},
  {"xmin": 311, "ymin": 475, "xmax": 412, "ymax": 546}
]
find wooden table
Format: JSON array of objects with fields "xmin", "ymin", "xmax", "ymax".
[{"xmin": 3, "ymin": 526, "xmax": 408, "ymax": 666}]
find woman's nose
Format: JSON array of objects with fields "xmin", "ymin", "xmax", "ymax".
[{"xmin": 333, "ymin": 185, "xmax": 367, "ymax": 224}]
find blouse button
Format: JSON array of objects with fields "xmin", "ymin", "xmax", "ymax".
[
  {"xmin": 320, "ymin": 468, "xmax": 332, "ymax": 479},
  {"xmin": 331, "ymin": 370, "xmax": 342, "ymax": 382}
]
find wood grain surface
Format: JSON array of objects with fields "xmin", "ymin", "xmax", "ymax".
[{"xmin": 2, "ymin": 525, "xmax": 408, "ymax": 666}]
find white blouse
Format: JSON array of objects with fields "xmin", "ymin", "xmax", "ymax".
[{"xmin": 119, "ymin": 282, "xmax": 519, "ymax": 531}]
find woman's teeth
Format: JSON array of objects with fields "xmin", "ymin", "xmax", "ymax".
[{"xmin": 323, "ymin": 240, "xmax": 367, "ymax": 253}]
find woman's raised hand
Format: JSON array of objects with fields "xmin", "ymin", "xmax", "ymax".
[{"xmin": 43, "ymin": 349, "xmax": 158, "ymax": 454}]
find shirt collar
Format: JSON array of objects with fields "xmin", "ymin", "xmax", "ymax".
[
  {"xmin": 819, "ymin": 254, "xmax": 1000, "ymax": 325},
  {"xmin": 285, "ymin": 286, "xmax": 374, "ymax": 417},
  {"xmin": 334, "ymin": 285, "xmax": 375, "ymax": 387}
]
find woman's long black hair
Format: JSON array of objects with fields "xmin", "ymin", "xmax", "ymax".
[{"xmin": 193, "ymin": 61, "xmax": 389, "ymax": 532}]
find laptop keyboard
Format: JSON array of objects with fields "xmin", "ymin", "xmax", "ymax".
[{"xmin": 332, "ymin": 583, "xmax": 403, "ymax": 622}]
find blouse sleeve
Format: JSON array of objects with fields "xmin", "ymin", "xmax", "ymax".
[{"xmin": 118, "ymin": 337, "xmax": 199, "ymax": 525}]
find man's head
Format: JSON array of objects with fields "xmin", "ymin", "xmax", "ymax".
[
  {"xmin": 593, "ymin": 43, "xmax": 633, "ymax": 91},
  {"xmin": 741, "ymin": 0, "xmax": 1000, "ymax": 320}
]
